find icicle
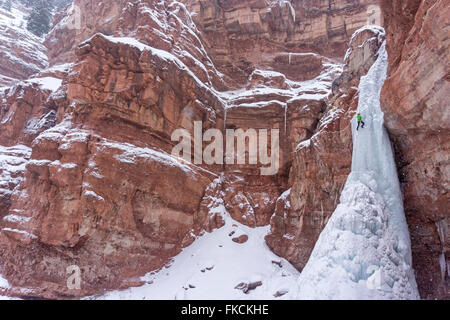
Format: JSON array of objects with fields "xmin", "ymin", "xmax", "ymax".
[
  {"xmin": 223, "ymin": 107, "xmax": 227, "ymax": 132},
  {"xmin": 284, "ymin": 103, "xmax": 288, "ymax": 134}
]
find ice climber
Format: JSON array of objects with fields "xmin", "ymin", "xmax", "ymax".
[{"xmin": 356, "ymin": 113, "xmax": 365, "ymax": 131}]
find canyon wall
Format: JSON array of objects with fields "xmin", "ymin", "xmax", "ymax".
[
  {"xmin": 180, "ymin": 0, "xmax": 381, "ymax": 84},
  {"xmin": 2, "ymin": 0, "xmax": 447, "ymax": 300},
  {"xmin": 380, "ymin": 0, "xmax": 449, "ymax": 299},
  {"xmin": 1, "ymin": 0, "xmax": 226, "ymax": 298},
  {"xmin": 0, "ymin": 0, "xmax": 381, "ymax": 298}
]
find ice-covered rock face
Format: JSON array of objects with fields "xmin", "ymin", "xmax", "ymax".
[{"xmin": 296, "ymin": 42, "xmax": 419, "ymax": 300}]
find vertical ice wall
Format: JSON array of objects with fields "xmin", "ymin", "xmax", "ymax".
[{"xmin": 296, "ymin": 42, "xmax": 420, "ymax": 300}]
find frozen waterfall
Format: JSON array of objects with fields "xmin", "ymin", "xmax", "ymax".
[{"xmin": 296, "ymin": 42, "xmax": 420, "ymax": 300}]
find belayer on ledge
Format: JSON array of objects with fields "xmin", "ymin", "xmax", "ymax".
[{"xmin": 356, "ymin": 113, "xmax": 365, "ymax": 131}]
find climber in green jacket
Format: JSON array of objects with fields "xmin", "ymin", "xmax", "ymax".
[{"xmin": 356, "ymin": 113, "xmax": 365, "ymax": 131}]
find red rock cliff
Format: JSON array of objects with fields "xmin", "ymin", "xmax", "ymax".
[
  {"xmin": 380, "ymin": 0, "xmax": 449, "ymax": 299},
  {"xmin": 2, "ymin": 0, "xmax": 446, "ymax": 300}
]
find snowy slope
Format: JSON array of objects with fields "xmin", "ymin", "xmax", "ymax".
[
  {"xmin": 0, "ymin": 3, "xmax": 49, "ymax": 86},
  {"xmin": 94, "ymin": 196, "xmax": 300, "ymax": 300},
  {"xmin": 295, "ymin": 42, "xmax": 420, "ymax": 300}
]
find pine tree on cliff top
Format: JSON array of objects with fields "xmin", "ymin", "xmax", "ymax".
[{"xmin": 26, "ymin": 0, "xmax": 52, "ymax": 37}]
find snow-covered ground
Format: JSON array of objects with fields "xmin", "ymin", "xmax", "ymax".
[
  {"xmin": 295, "ymin": 42, "xmax": 420, "ymax": 300},
  {"xmin": 94, "ymin": 212, "xmax": 300, "ymax": 300}
]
